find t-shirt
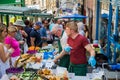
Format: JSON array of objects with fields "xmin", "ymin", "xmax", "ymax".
[
  {"xmin": 60, "ymin": 31, "xmax": 68, "ymax": 49},
  {"xmin": 67, "ymin": 34, "xmax": 89, "ymax": 64},
  {"xmin": 15, "ymin": 30, "xmax": 23, "ymax": 41},
  {"xmin": 58, "ymin": 31, "xmax": 68, "ymax": 53},
  {"xmin": 4, "ymin": 36, "xmax": 20, "ymax": 57},
  {"xmin": 49, "ymin": 23, "xmax": 55, "ymax": 31},
  {"xmin": 39, "ymin": 27, "xmax": 47, "ymax": 37},
  {"xmin": 30, "ymin": 29, "xmax": 41, "ymax": 46}
]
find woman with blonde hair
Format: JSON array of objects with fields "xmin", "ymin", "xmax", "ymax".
[
  {"xmin": 0, "ymin": 23, "xmax": 13, "ymax": 78},
  {"xmin": 4, "ymin": 26, "xmax": 20, "ymax": 66}
]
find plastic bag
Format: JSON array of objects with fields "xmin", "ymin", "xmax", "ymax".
[
  {"xmin": 24, "ymin": 42, "xmax": 28, "ymax": 53},
  {"xmin": 43, "ymin": 51, "xmax": 54, "ymax": 59},
  {"xmin": 0, "ymin": 74, "xmax": 9, "ymax": 80}
]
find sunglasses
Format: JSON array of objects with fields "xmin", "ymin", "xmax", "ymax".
[{"xmin": 44, "ymin": 23, "xmax": 48, "ymax": 24}]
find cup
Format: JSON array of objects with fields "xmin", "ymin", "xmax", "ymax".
[
  {"xmin": 68, "ymin": 73, "xmax": 75, "ymax": 80},
  {"xmin": 87, "ymin": 73, "xmax": 93, "ymax": 80},
  {"xmin": 56, "ymin": 67, "xmax": 67, "ymax": 77}
]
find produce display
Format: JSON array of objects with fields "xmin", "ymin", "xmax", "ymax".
[
  {"xmin": 28, "ymin": 46, "xmax": 40, "ymax": 51},
  {"xmin": 15, "ymin": 68, "xmax": 68, "ymax": 80},
  {"xmin": 7, "ymin": 47, "xmax": 69, "ymax": 80},
  {"xmin": 18, "ymin": 71, "xmax": 42, "ymax": 80}
]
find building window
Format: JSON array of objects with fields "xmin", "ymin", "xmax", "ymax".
[
  {"xmin": 102, "ymin": 3, "xmax": 109, "ymax": 10},
  {"xmin": 31, "ymin": 0, "xmax": 36, "ymax": 5},
  {"xmin": 42, "ymin": 0, "xmax": 44, "ymax": 6}
]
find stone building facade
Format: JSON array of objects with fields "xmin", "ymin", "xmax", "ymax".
[{"xmin": 25, "ymin": 0, "xmax": 57, "ymax": 13}]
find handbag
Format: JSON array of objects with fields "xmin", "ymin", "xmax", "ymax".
[{"xmin": 6, "ymin": 57, "xmax": 24, "ymax": 74}]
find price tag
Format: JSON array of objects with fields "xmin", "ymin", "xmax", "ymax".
[{"xmin": 45, "ymin": 62, "xmax": 53, "ymax": 69}]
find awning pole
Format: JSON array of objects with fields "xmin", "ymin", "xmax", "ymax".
[
  {"xmin": 107, "ymin": 0, "xmax": 112, "ymax": 63},
  {"xmin": 95, "ymin": 0, "xmax": 100, "ymax": 40}
]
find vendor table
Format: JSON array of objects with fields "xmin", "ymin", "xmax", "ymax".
[{"xmin": 74, "ymin": 76, "xmax": 87, "ymax": 80}]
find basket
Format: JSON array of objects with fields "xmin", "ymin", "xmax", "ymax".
[
  {"xmin": 6, "ymin": 67, "xmax": 24, "ymax": 74},
  {"xmin": 6, "ymin": 57, "xmax": 24, "ymax": 77}
]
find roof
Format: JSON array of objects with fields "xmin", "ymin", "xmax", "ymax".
[
  {"xmin": 0, "ymin": 5, "xmax": 41, "ymax": 15},
  {"xmin": 0, "ymin": 5, "xmax": 53, "ymax": 18},
  {"xmin": 32, "ymin": 13, "xmax": 53, "ymax": 17}
]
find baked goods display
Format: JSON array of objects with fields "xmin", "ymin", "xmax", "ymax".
[
  {"xmin": 28, "ymin": 56, "xmax": 42, "ymax": 63},
  {"xmin": 14, "ymin": 54, "xmax": 31, "ymax": 67},
  {"xmin": 14, "ymin": 54, "xmax": 42, "ymax": 68},
  {"xmin": 37, "ymin": 68, "xmax": 69, "ymax": 80},
  {"xmin": 37, "ymin": 68, "xmax": 51, "ymax": 75},
  {"xmin": 37, "ymin": 69, "xmax": 57, "ymax": 80}
]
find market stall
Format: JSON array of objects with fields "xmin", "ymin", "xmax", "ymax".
[
  {"xmin": 0, "ymin": 5, "xmax": 53, "ymax": 27},
  {"xmin": 93, "ymin": 0, "xmax": 120, "ymax": 80},
  {"xmin": 2, "ymin": 45, "xmax": 85, "ymax": 80},
  {"xmin": 0, "ymin": 43, "xmax": 119, "ymax": 80}
]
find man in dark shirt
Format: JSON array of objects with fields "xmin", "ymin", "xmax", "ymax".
[{"xmin": 30, "ymin": 21, "xmax": 42, "ymax": 47}]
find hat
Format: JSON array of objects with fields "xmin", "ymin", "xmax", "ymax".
[
  {"xmin": 13, "ymin": 19, "xmax": 25, "ymax": 27},
  {"xmin": 34, "ymin": 21, "xmax": 42, "ymax": 27}
]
